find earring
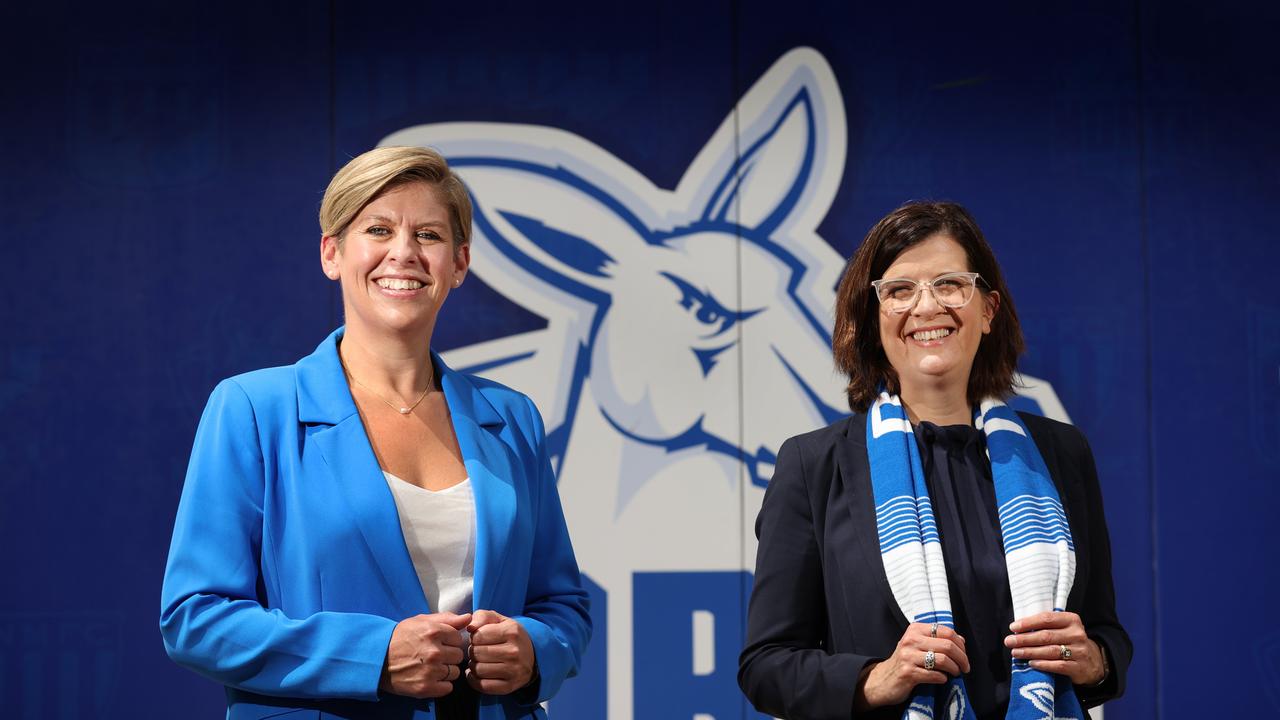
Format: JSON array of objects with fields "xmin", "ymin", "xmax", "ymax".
[{"xmin": 453, "ymin": 279, "xmax": 460, "ymax": 287}]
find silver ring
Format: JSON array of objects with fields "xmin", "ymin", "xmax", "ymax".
[
  {"xmin": 930, "ymin": 622, "xmax": 938, "ymax": 638},
  {"xmin": 1059, "ymin": 644, "xmax": 1072, "ymax": 660},
  {"xmin": 923, "ymin": 650, "xmax": 936, "ymax": 670}
]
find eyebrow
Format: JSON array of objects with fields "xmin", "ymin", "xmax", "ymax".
[
  {"xmin": 363, "ymin": 214, "xmax": 447, "ymax": 228},
  {"xmin": 881, "ymin": 270, "xmax": 971, "ymax": 280}
]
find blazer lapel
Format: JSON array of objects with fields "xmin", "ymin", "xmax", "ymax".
[
  {"xmin": 296, "ymin": 329, "xmax": 428, "ymax": 618},
  {"xmin": 833, "ymin": 413, "xmax": 910, "ymax": 628},
  {"xmin": 1026, "ymin": 422, "xmax": 1089, "ymax": 611},
  {"xmin": 437, "ymin": 354, "xmax": 516, "ymax": 612}
]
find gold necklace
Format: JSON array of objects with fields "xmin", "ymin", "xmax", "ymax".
[{"xmin": 344, "ymin": 366, "xmax": 435, "ymax": 416}]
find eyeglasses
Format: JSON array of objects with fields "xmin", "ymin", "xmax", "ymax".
[{"xmin": 870, "ymin": 271, "xmax": 985, "ymax": 314}]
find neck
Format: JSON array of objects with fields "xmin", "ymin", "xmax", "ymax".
[
  {"xmin": 899, "ymin": 377, "xmax": 972, "ymax": 426},
  {"xmin": 339, "ymin": 321, "xmax": 436, "ymax": 399}
]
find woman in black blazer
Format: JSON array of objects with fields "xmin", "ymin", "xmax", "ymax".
[{"xmin": 739, "ymin": 202, "xmax": 1130, "ymax": 720}]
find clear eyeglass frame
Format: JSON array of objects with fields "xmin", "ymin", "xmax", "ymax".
[{"xmin": 870, "ymin": 271, "xmax": 985, "ymax": 314}]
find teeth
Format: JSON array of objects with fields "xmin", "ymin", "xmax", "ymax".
[
  {"xmin": 911, "ymin": 328, "xmax": 952, "ymax": 341},
  {"xmin": 377, "ymin": 278, "xmax": 424, "ymax": 290}
]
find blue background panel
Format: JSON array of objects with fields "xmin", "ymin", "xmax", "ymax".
[
  {"xmin": 2, "ymin": 0, "xmax": 1277, "ymax": 717},
  {"xmin": 3, "ymin": 1, "xmax": 334, "ymax": 715},
  {"xmin": 1142, "ymin": 2, "xmax": 1280, "ymax": 717}
]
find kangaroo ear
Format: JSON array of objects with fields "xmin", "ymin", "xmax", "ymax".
[
  {"xmin": 379, "ymin": 124, "xmax": 657, "ymax": 315},
  {"xmin": 686, "ymin": 47, "xmax": 847, "ymax": 237}
]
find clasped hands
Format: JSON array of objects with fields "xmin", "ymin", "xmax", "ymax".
[
  {"xmin": 855, "ymin": 612, "xmax": 1106, "ymax": 710},
  {"xmin": 380, "ymin": 609, "xmax": 536, "ymax": 699}
]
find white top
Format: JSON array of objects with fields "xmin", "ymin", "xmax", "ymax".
[{"xmin": 382, "ymin": 471, "xmax": 476, "ymax": 615}]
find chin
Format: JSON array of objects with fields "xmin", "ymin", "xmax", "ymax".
[
  {"xmin": 905, "ymin": 360, "xmax": 969, "ymax": 386},
  {"xmin": 356, "ymin": 308, "xmax": 435, "ymax": 335},
  {"xmin": 910, "ymin": 351, "xmax": 956, "ymax": 373}
]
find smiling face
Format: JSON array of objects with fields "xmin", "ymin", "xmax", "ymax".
[
  {"xmin": 876, "ymin": 233, "xmax": 998, "ymax": 397},
  {"xmin": 320, "ymin": 181, "xmax": 470, "ymax": 338}
]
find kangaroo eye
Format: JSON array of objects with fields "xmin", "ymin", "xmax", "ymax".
[
  {"xmin": 660, "ymin": 272, "xmax": 763, "ymax": 338},
  {"xmin": 687, "ymin": 296, "xmax": 732, "ymax": 335},
  {"xmin": 694, "ymin": 305, "xmax": 723, "ymax": 326}
]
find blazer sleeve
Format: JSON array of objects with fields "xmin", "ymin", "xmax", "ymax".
[
  {"xmin": 510, "ymin": 394, "xmax": 592, "ymax": 705},
  {"xmin": 738, "ymin": 437, "xmax": 875, "ymax": 720},
  {"xmin": 1067, "ymin": 428, "xmax": 1133, "ymax": 708},
  {"xmin": 159, "ymin": 379, "xmax": 397, "ymax": 700}
]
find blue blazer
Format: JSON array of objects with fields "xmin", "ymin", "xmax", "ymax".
[{"xmin": 161, "ymin": 328, "xmax": 591, "ymax": 720}]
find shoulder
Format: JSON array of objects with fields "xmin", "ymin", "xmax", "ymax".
[
  {"xmin": 761, "ymin": 415, "xmax": 864, "ymax": 523},
  {"xmin": 186, "ymin": 366, "xmax": 301, "ymax": 458},
  {"xmin": 1017, "ymin": 411, "xmax": 1091, "ymax": 456},
  {"xmin": 772, "ymin": 413, "xmax": 864, "ymax": 485},
  {"xmin": 214, "ymin": 365, "xmax": 299, "ymax": 414},
  {"xmin": 192, "ymin": 365, "xmax": 302, "ymax": 438},
  {"xmin": 465, "ymin": 372, "xmax": 528, "ymax": 403},
  {"xmin": 784, "ymin": 414, "xmax": 864, "ymax": 456},
  {"xmin": 226, "ymin": 365, "xmax": 297, "ymax": 397},
  {"xmin": 467, "ymin": 372, "xmax": 538, "ymax": 414},
  {"xmin": 455, "ymin": 371, "xmax": 546, "ymax": 438},
  {"xmin": 1016, "ymin": 412, "xmax": 1097, "ymax": 490}
]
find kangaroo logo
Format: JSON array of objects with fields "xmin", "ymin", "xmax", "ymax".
[{"xmin": 383, "ymin": 46, "xmax": 1069, "ymax": 719}]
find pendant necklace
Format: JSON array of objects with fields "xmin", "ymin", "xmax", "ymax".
[{"xmin": 344, "ymin": 365, "xmax": 434, "ymax": 415}]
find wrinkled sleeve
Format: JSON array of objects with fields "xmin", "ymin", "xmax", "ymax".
[
  {"xmin": 739, "ymin": 437, "xmax": 876, "ymax": 720},
  {"xmin": 511, "ymin": 395, "xmax": 592, "ymax": 705},
  {"xmin": 159, "ymin": 379, "xmax": 396, "ymax": 700}
]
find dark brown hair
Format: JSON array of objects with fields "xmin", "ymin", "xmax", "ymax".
[{"xmin": 832, "ymin": 201, "xmax": 1025, "ymax": 412}]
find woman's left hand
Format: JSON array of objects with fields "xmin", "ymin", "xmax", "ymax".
[
  {"xmin": 466, "ymin": 610, "xmax": 537, "ymax": 695},
  {"xmin": 1004, "ymin": 611, "xmax": 1106, "ymax": 685}
]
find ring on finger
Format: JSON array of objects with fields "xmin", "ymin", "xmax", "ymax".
[
  {"xmin": 923, "ymin": 650, "xmax": 936, "ymax": 670},
  {"xmin": 930, "ymin": 622, "xmax": 938, "ymax": 638},
  {"xmin": 1059, "ymin": 644, "xmax": 1072, "ymax": 660}
]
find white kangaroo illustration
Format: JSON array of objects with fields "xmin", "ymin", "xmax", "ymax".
[{"xmin": 383, "ymin": 46, "xmax": 1070, "ymax": 720}]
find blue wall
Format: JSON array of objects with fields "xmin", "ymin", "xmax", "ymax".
[{"xmin": 2, "ymin": 1, "xmax": 1276, "ymax": 717}]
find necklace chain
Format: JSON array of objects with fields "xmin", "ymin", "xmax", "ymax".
[{"xmin": 344, "ymin": 364, "xmax": 435, "ymax": 416}]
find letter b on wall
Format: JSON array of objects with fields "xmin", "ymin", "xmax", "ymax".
[{"xmin": 633, "ymin": 571, "xmax": 767, "ymax": 719}]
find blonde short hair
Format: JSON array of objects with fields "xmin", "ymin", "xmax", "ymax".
[{"xmin": 319, "ymin": 146, "xmax": 472, "ymax": 246}]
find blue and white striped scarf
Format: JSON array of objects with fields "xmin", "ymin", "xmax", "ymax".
[{"xmin": 867, "ymin": 392, "xmax": 1084, "ymax": 720}]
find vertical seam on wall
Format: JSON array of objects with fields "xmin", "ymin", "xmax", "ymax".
[
  {"xmin": 1134, "ymin": 0, "xmax": 1161, "ymax": 717},
  {"xmin": 729, "ymin": 2, "xmax": 747, "ymax": 706},
  {"xmin": 328, "ymin": 0, "xmax": 339, "ymax": 329}
]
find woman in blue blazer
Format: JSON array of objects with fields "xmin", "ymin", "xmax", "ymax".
[{"xmin": 161, "ymin": 146, "xmax": 590, "ymax": 720}]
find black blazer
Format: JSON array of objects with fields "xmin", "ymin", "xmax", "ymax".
[{"xmin": 738, "ymin": 412, "xmax": 1131, "ymax": 720}]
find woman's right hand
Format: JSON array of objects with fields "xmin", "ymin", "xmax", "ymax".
[
  {"xmin": 380, "ymin": 612, "xmax": 472, "ymax": 698},
  {"xmin": 854, "ymin": 622, "xmax": 970, "ymax": 710}
]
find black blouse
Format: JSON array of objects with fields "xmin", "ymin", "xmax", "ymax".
[{"xmin": 914, "ymin": 421, "xmax": 1014, "ymax": 719}]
